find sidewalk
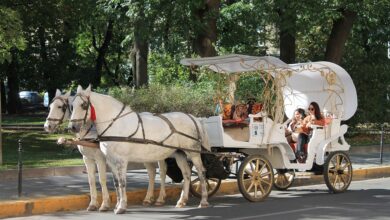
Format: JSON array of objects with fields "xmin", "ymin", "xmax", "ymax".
[{"xmin": 0, "ymin": 152, "xmax": 390, "ymax": 218}]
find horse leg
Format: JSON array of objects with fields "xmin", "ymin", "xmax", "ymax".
[
  {"xmin": 95, "ymin": 155, "xmax": 111, "ymax": 211},
  {"xmin": 83, "ymin": 156, "xmax": 98, "ymax": 211},
  {"xmin": 107, "ymin": 159, "xmax": 120, "ymax": 211},
  {"xmin": 189, "ymin": 154, "xmax": 209, "ymax": 208},
  {"xmin": 155, "ymin": 160, "xmax": 167, "ymax": 206},
  {"xmin": 114, "ymin": 159, "xmax": 129, "ymax": 214},
  {"xmin": 143, "ymin": 162, "xmax": 156, "ymax": 206},
  {"xmin": 173, "ymin": 153, "xmax": 191, "ymax": 208}
]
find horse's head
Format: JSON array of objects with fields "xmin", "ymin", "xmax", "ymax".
[
  {"xmin": 69, "ymin": 85, "xmax": 93, "ymax": 133},
  {"xmin": 44, "ymin": 89, "xmax": 71, "ymax": 133}
]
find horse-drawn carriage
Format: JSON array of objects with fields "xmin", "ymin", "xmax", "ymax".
[
  {"xmin": 181, "ymin": 54, "xmax": 357, "ymax": 202},
  {"xmin": 45, "ymin": 54, "xmax": 357, "ymax": 214}
]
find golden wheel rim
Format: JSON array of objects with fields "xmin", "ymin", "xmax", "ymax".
[
  {"xmin": 327, "ymin": 153, "xmax": 352, "ymax": 191},
  {"xmin": 241, "ymin": 158, "xmax": 273, "ymax": 199},
  {"xmin": 274, "ymin": 171, "xmax": 294, "ymax": 189}
]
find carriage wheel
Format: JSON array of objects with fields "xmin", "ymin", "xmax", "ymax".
[
  {"xmin": 323, "ymin": 151, "xmax": 353, "ymax": 193},
  {"xmin": 237, "ymin": 155, "xmax": 273, "ymax": 202},
  {"xmin": 273, "ymin": 169, "xmax": 295, "ymax": 191},
  {"xmin": 189, "ymin": 176, "xmax": 221, "ymax": 198}
]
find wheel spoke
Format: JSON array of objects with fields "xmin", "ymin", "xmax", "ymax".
[
  {"xmin": 247, "ymin": 181, "xmax": 254, "ymax": 192},
  {"xmin": 339, "ymin": 174, "xmax": 347, "ymax": 186},
  {"xmin": 260, "ymin": 178, "xmax": 272, "ymax": 186},
  {"xmin": 282, "ymin": 174, "xmax": 288, "ymax": 185},
  {"xmin": 258, "ymin": 180, "xmax": 266, "ymax": 194},
  {"xmin": 333, "ymin": 174, "xmax": 339, "ymax": 186},
  {"xmin": 255, "ymin": 160, "xmax": 260, "ymax": 172},
  {"xmin": 340, "ymin": 162, "xmax": 351, "ymax": 170},
  {"xmin": 254, "ymin": 183, "xmax": 258, "ymax": 198},
  {"xmin": 260, "ymin": 171, "xmax": 271, "ymax": 178}
]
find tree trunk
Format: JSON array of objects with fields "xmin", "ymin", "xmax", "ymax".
[
  {"xmin": 325, "ymin": 9, "xmax": 357, "ymax": 64},
  {"xmin": 277, "ymin": 0, "xmax": 296, "ymax": 64},
  {"xmin": 1, "ymin": 81, "xmax": 6, "ymax": 113},
  {"xmin": 193, "ymin": 0, "xmax": 220, "ymax": 57},
  {"xmin": 94, "ymin": 19, "xmax": 114, "ymax": 87},
  {"xmin": 6, "ymin": 50, "xmax": 21, "ymax": 114},
  {"xmin": 133, "ymin": 39, "xmax": 149, "ymax": 88},
  {"xmin": 133, "ymin": 6, "xmax": 149, "ymax": 88}
]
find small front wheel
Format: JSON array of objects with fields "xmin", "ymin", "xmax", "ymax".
[
  {"xmin": 274, "ymin": 169, "xmax": 295, "ymax": 190},
  {"xmin": 189, "ymin": 177, "xmax": 221, "ymax": 198},
  {"xmin": 323, "ymin": 151, "xmax": 353, "ymax": 193},
  {"xmin": 237, "ymin": 155, "xmax": 273, "ymax": 202}
]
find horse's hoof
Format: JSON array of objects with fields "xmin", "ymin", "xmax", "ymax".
[
  {"xmin": 114, "ymin": 208, "xmax": 126, "ymax": 214},
  {"xmin": 87, "ymin": 205, "xmax": 98, "ymax": 211},
  {"xmin": 175, "ymin": 202, "xmax": 186, "ymax": 208},
  {"xmin": 154, "ymin": 200, "xmax": 165, "ymax": 206},
  {"xmin": 198, "ymin": 202, "xmax": 209, "ymax": 208},
  {"xmin": 142, "ymin": 200, "xmax": 153, "ymax": 206},
  {"xmin": 99, "ymin": 205, "xmax": 111, "ymax": 212}
]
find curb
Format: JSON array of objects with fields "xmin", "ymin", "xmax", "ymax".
[{"xmin": 1, "ymin": 166, "xmax": 390, "ymax": 219}]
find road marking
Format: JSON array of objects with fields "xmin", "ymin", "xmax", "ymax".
[{"xmin": 230, "ymin": 206, "xmax": 336, "ymax": 220}]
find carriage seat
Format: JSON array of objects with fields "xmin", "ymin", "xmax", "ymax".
[{"xmin": 221, "ymin": 103, "xmax": 262, "ymax": 127}]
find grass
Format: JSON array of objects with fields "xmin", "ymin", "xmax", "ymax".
[
  {"xmin": 2, "ymin": 114, "xmax": 46, "ymax": 125},
  {"xmin": 0, "ymin": 130, "xmax": 83, "ymax": 170}
]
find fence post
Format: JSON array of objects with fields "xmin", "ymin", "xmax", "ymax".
[
  {"xmin": 18, "ymin": 139, "xmax": 23, "ymax": 198},
  {"xmin": 379, "ymin": 125, "xmax": 384, "ymax": 164}
]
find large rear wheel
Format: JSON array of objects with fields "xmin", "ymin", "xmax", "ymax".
[
  {"xmin": 237, "ymin": 155, "xmax": 273, "ymax": 202},
  {"xmin": 323, "ymin": 151, "xmax": 353, "ymax": 193}
]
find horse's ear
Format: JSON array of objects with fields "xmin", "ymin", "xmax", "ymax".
[
  {"xmin": 85, "ymin": 84, "xmax": 92, "ymax": 92},
  {"xmin": 55, "ymin": 89, "xmax": 62, "ymax": 97},
  {"xmin": 64, "ymin": 90, "xmax": 71, "ymax": 98},
  {"xmin": 76, "ymin": 85, "xmax": 83, "ymax": 94}
]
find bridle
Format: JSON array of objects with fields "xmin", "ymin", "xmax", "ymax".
[
  {"xmin": 46, "ymin": 97, "xmax": 69, "ymax": 124},
  {"xmin": 69, "ymin": 94, "xmax": 91, "ymax": 125}
]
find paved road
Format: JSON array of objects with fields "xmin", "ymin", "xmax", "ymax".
[{"xmin": 6, "ymin": 177, "xmax": 390, "ymax": 220}]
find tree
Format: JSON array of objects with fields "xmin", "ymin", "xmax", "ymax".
[
  {"xmin": 275, "ymin": 0, "xmax": 297, "ymax": 63},
  {"xmin": 192, "ymin": 0, "xmax": 220, "ymax": 57},
  {"xmin": 325, "ymin": 7, "xmax": 358, "ymax": 64}
]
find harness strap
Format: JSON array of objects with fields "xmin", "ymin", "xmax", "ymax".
[
  {"xmin": 154, "ymin": 113, "xmax": 201, "ymax": 143},
  {"xmin": 99, "ymin": 103, "xmax": 127, "ymax": 137},
  {"xmin": 97, "ymin": 136, "xmax": 214, "ymax": 155}
]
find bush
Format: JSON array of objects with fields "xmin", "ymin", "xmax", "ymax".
[{"xmin": 108, "ymin": 82, "xmax": 216, "ymax": 117}]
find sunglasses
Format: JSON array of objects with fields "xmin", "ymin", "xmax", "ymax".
[{"xmin": 308, "ymin": 107, "xmax": 314, "ymax": 111}]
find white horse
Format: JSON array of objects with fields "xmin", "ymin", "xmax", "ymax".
[
  {"xmin": 68, "ymin": 85, "xmax": 210, "ymax": 214},
  {"xmin": 43, "ymin": 90, "xmax": 170, "ymax": 212}
]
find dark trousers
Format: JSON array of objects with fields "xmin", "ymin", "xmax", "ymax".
[{"xmin": 297, "ymin": 133, "xmax": 309, "ymax": 154}]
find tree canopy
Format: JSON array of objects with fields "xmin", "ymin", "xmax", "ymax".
[{"xmin": 0, "ymin": 0, "xmax": 389, "ymax": 125}]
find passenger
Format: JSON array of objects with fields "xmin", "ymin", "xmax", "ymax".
[
  {"xmin": 285, "ymin": 108, "xmax": 306, "ymax": 144},
  {"xmin": 295, "ymin": 102, "xmax": 325, "ymax": 162}
]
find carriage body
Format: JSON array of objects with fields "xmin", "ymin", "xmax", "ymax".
[{"xmin": 182, "ymin": 54, "xmax": 357, "ymax": 200}]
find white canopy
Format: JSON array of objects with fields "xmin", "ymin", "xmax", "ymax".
[
  {"xmin": 283, "ymin": 62, "xmax": 357, "ymax": 121},
  {"xmin": 180, "ymin": 54, "xmax": 289, "ymax": 73},
  {"xmin": 180, "ymin": 55, "xmax": 357, "ymax": 121}
]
